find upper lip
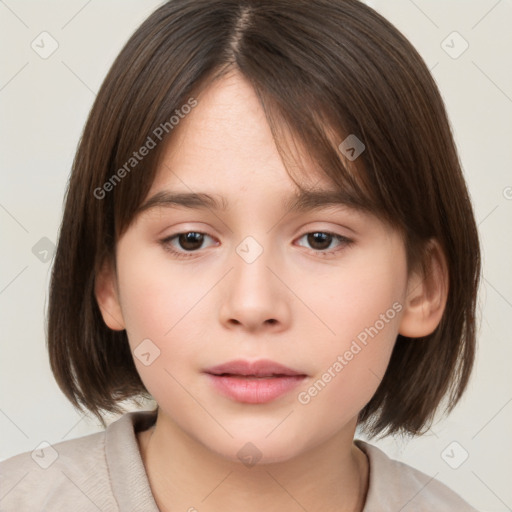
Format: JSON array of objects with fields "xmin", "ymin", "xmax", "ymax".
[{"xmin": 204, "ymin": 359, "xmax": 306, "ymax": 377}]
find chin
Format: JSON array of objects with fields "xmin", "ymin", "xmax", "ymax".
[{"xmin": 200, "ymin": 429, "xmax": 311, "ymax": 467}]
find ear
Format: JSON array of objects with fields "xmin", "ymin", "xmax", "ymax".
[
  {"xmin": 399, "ymin": 239, "xmax": 449, "ymax": 338},
  {"xmin": 94, "ymin": 258, "xmax": 126, "ymax": 331}
]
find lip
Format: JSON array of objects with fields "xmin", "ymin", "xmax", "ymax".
[
  {"xmin": 203, "ymin": 359, "xmax": 307, "ymax": 404},
  {"xmin": 204, "ymin": 359, "xmax": 306, "ymax": 377}
]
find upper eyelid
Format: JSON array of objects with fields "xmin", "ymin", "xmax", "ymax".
[
  {"xmin": 161, "ymin": 229, "xmax": 352, "ymax": 247},
  {"xmin": 161, "ymin": 226, "xmax": 352, "ymax": 238},
  {"xmin": 143, "ymin": 205, "xmax": 360, "ymax": 235}
]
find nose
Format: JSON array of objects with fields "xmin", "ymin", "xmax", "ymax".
[{"xmin": 218, "ymin": 240, "xmax": 291, "ymax": 333}]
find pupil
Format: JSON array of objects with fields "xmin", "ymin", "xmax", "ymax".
[
  {"xmin": 177, "ymin": 232, "xmax": 332, "ymax": 252},
  {"xmin": 180, "ymin": 232, "xmax": 203, "ymax": 250},
  {"xmin": 308, "ymin": 232, "xmax": 331, "ymax": 250}
]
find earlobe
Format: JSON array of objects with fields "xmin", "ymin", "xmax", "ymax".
[
  {"xmin": 94, "ymin": 259, "xmax": 126, "ymax": 331},
  {"xmin": 399, "ymin": 239, "xmax": 449, "ymax": 338}
]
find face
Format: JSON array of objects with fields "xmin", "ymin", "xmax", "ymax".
[{"xmin": 103, "ymin": 71, "xmax": 412, "ymax": 463}]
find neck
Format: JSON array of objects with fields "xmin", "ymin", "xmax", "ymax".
[{"xmin": 137, "ymin": 411, "xmax": 369, "ymax": 512}]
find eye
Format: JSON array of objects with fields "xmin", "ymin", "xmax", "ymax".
[
  {"xmin": 295, "ymin": 231, "xmax": 352, "ymax": 256},
  {"xmin": 160, "ymin": 230, "xmax": 352, "ymax": 260},
  {"xmin": 160, "ymin": 231, "xmax": 217, "ymax": 259}
]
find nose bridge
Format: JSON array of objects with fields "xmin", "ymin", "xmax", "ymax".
[
  {"xmin": 231, "ymin": 234, "xmax": 276, "ymax": 297},
  {"xmin": 220, "ymin": 233, "xmax": 289, "ymax": 330}
]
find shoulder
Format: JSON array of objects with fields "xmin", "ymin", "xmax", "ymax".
[
  {"xmin": 0, "ymin": 416, "xmax": 125, "ymax": 512},
  {"xmin": 0, "ymin": 410, "xmax": 158, "ymax": 512},
  {"xmin": 356, "ymin": 440, "xmax": 480, "ymax": 512}
]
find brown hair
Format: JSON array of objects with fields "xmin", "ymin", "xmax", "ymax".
[{"xmin": 48, "ymin": 0, "xmax": 480, "ymax": 436}]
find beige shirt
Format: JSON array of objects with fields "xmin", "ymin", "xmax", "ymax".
[{"xmin": 0, "ymin": 410, "xmax": 478, "ymax": 511}]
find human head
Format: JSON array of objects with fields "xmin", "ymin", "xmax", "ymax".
[{"xmin": 48, "ymin": 0, "xmax": 480, "ymax": 440}]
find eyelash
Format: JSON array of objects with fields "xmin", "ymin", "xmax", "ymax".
[{"xmin": 159, "ymin": 230, "xmax": 353, "ymax": 260}]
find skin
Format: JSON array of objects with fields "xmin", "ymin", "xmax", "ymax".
[{"xmin": 96, "ymin": 70, "xmax": 448, "ymax": 512}]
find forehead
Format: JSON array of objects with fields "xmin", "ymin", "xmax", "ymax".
[
  {"xmin": 131, "ymin": 70, "xmax": 378, "ymax": 227},
  {"xmin": 144, "ymin": 72, "xmax": 352, "ymax": 200}
]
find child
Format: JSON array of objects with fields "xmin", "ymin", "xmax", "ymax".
[{"xmin": 0, "ymin": 0, "xmax": 481, "ymax": 510}]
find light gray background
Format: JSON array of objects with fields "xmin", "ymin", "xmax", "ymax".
[{"xmin": 1, "ymin": 1, "xmax": 511, "ymax": 510}]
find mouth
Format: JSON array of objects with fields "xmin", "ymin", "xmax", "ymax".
[
  {"xmin": 203, "ymin": 359, "xmax": 307, "ymax": 404},
  {"xmin": 204, "ymin": 358, "xmax": 307, "ymax": 378},
  {"xmin": 211, "ymin": 374, "xmax": 296, "ymax": 379}
]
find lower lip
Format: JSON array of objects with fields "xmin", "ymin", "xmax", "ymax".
[{"xmin": 205, "ymin": 374, "xmax": 306, "ymax": 404}]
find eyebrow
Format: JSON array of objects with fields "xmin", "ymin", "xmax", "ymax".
[{"xmin": 136, "ymin": 188, "xmax": 362, "ymax": 216}]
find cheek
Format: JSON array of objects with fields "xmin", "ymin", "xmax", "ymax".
[
  {"xmin": 116, "ymin": 245, "xmax": 202, "ymax": 346},
  {"xmin": 292, "ymin": 249, "xmax": 406, "ymax": 427},
  {"xmin": 293, "ymin": 296, "xmax": 402, "ymax": 446},
  {"xmin": 299, "ymin": 236, "xmax": 407, "ymax": 350},
  {"xmin": 114, "ymin": 246, "xmax": 218, "ymax": 401}
]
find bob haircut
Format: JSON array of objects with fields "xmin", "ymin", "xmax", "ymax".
[{"xmin": 48, "ymin": 0, "xmax": 480, "ymax": 437}]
